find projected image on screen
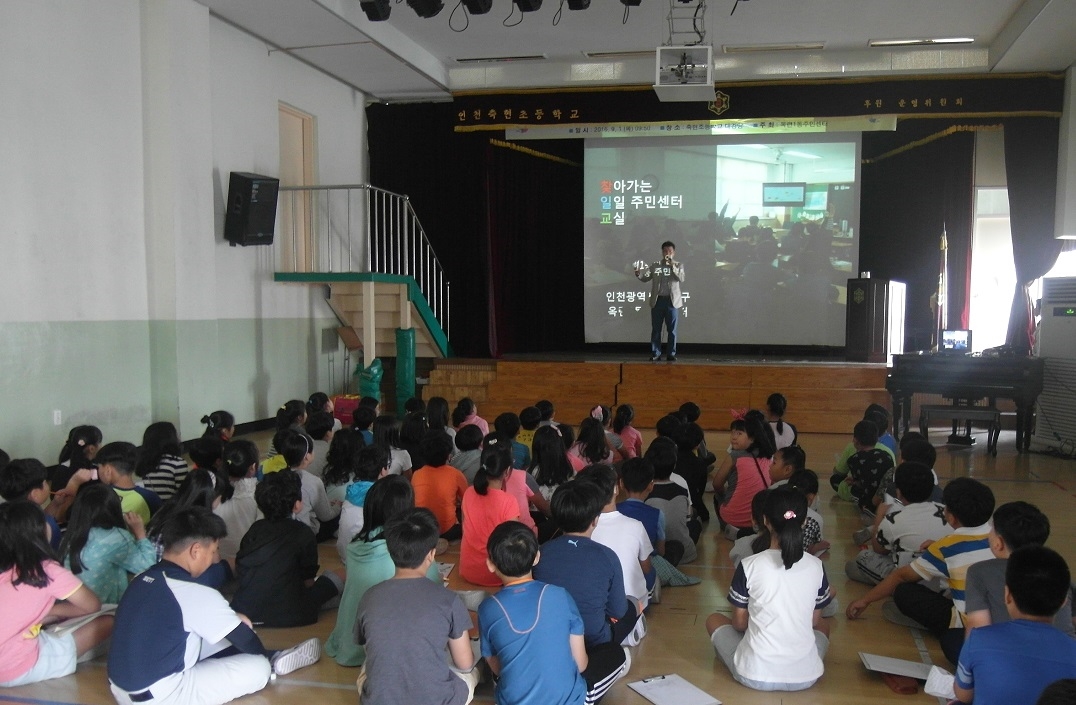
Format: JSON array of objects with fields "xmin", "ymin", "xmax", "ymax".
[{"xmin": 583, "ymin": 136, "xmax": 861, "ymax": 347}]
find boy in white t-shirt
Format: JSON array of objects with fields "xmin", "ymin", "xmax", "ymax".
[
  {"xmin": 845, "ymin": 462, "xmax": 951, "ymax": 586},
  {"xmin": 577, "ymin": 465, "xmax": 654, "ymax": 612}
]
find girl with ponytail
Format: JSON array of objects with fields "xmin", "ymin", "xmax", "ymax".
[
  {"xmin": 705, "ymin": 488, "xmax": 832, "ymax": 692},
  {"xmin": 459, "ymin": 438, "xmax": 518, "ymax": 586},
  {"xmin": 52, "ymin": 425, "xmax": 103, "ymax": 492},
  {"xmin": 765, "ymin": 393, "xmax": 798, "ymax": 450},
  {"xmin": 214, "ymin": 439, "xmax": 260, "ymax": 563},
  {"xmin": 201, "ymin": 410, "xmax": 235, "ymax": 442}
]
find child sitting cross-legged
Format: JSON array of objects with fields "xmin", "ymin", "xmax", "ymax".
[
  {"xmin": 846, "ymin": 477, "xmax": 995, "ymax": 666},
  {"xmin": 964, "ymin": 501, "xmax": 1073, "ymax": 636},
  {"xmin": 644, "ymin": 437, "xmax": 699, "ymax": 564},
  {"xmin": 829, "ymin": 411, "xmax": 895, "ymax": 498},
  {"xmin": 845, "ymin": 462, "xmax": 951, "ymax": 587},
  {"xmin": 787, "ymin": 470, "xmax": 829, "ymax": 555},
  {"xmin": 835, "ymin": 420, "xmax": 894, "ymax": 512},
  {"xmin": 412, "ymin": 430, "xmax": 468, "ymax": 541},
  {"xmin": 578, "ymin": 464, "xmax": 655, "ymax": 611},
  {"xmin": 479, "ymin": 521, "xmax": 589, "ymax": 705},
  {"xmin": 326, "ymin": 475, "xmax": 442, "ymax": 667},
  {"xmin": 617, "ymin": 457, "xmax": 681, "ymax": 566},
  {"xmin": 230, "ymin": 469, "xmax": 344, "ymax": 628},
  {"xmin": 354, "ymin": 508, "xmax": 479, "ymax": 705},
  {"xmin": 705, "ymin": 488, "xmax": 833, "ymax": 691},
  {"xmin": 108, "ymin": 506, "xmax": 320, "ymax": 705},
  {"xmin": 954, "ymin": 546, "xmax": 1076, "ymax": 704},
  {"xmin": 533, "ymin": 481, "xmax": 633, "ymax": 703},
  {"xmin": 59, "ymin": 482, "xmax": 156, "ymax": 604},
  {"xmin": 0, "ymin": 501, "xmax": 113, "ymax": 688}
]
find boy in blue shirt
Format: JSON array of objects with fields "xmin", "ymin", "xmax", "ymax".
[
  {"xmin": 479, "ymin": 521, "xmax": 587, "ymax": 705},
  {"xmin": 616, "ymin": 458, "xmax": 678, "ymax": 566},
  {"xmin": 534, "ymin": 481, "xmax": 634, "ymax": 703},
  {"xmin": 954, "ymin": 546, "xmax": 1076, "ymax": 705}
]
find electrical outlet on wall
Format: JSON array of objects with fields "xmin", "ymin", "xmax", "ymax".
[{"xmin": 53, "ymin": 410, "xmax": 62, "ymax": 426}]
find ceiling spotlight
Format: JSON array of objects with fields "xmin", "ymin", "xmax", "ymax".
[
  {"xmin": 567, "ymin": 0, "xmax": 590, "ymax": 8},
  {"xmin": 514, "ymin": 0, "xmax": 543, "ymax": 10},
  {"xmin": 407, "ymin": 0, "xmax": 444, "ymax": 18},
  {"xmin": 462, "ymin": 0, "xmax": 492, "ymax": 12},
  {"xmin": 359, "ymin": 0, "xmax": 390, "ymax": 20}
]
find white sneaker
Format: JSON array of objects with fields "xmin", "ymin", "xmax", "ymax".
[
  {"xmin": 455, "ymin": 589, "xmax": 488, "ymax": 612},
  {"xmin": 621, "ymin": 613, "xmax": 647, "ymax": 647},
  {"xmin": 621, "ymin": 646, "xmax": 632, "ymax": 674},
  {"xmin": 271, "ymin": 638, "xmax": 321, "ymax": 676}
]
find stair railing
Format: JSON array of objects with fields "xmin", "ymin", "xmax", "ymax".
[{"xmin": 276, "ymin": 184, "xmax": 449, "ymax": 338}]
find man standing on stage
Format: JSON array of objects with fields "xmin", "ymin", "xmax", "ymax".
[{"xmin": 635, "ymin": 241, "xmax": 685, "ymax": 362}]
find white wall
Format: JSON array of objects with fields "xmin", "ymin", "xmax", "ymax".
[
  {"xmin": 0, "ymin": 1, "xmax": 148, "ymax": 323},
  {"xmin": 208, "ymin": 16, "xmax": 368, "ymax": 320},
  {"xmin": 0, "ymin": 0, "xmax": 368, "ymax": 458}
]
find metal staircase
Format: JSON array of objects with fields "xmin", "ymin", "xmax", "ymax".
[{"xmin": 272, "ymin": 184, "xmax": 452, "ymax": 366}]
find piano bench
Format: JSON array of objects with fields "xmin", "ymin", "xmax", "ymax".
[{"xmin": 918, "ymin": 405, "xmax": 1001, "ymax": 456}]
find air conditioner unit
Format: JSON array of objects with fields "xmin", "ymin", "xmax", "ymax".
[
  {"xmin": 1036, "ymin": 276, "xmax": 1076, "ymax": 357},
  {"xmin": 1030, "ymin": 276, "xmax": 1076, "ymax": 451},
  {"xmin": 653, "ymin": 46, "xmax": 715, "ymax": 102}
]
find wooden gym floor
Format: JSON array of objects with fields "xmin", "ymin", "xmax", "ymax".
[{"xmin": 6, "ymin": 426, "xmax": 1075, "ymax": 705}]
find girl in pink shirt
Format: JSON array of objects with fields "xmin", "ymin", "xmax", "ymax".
[
  {"xmin": 614, "ymin": 404, "xmax": 643, "ymax": 459},
  {"xmin": 0, "ymin": 502, "xmax": 113, "ymax": 687},
  {"xmin": 713, "ymin": 415, "xmax": 775, "ymax": 540},
  {"xmin": 452, "ymin": 397, "xmax": 489, "ymax": 436},
  {"xmin": 568, "ymin": 417, "xmax": 615, "ymax": 467}
]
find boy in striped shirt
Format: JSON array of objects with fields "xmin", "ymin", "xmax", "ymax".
[{"xmin": 845, "ymin": 477, "xmax": 995, "ymax": 665}]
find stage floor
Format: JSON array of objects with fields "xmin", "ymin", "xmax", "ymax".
[{"xmin": 494, "ymin": 351, "xmax": 888, "ymax": 367}]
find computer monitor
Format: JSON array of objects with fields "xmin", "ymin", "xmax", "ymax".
[{"xmin": 941, "ymin": 329, "xmax": 972, "ymax": 352}]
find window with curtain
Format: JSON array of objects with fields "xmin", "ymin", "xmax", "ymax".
[{"xmin": 969, "ymin": 188, "xmax": 1015, "ymax": 351}]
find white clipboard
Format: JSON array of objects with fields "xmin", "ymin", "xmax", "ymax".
[
  {"xmin": 627, "ymin": 674, "xmax": 720, "ymax": 705},
  {"xmin": 858, "ymin": 652, "xmax": 933, "ymax": 680}
]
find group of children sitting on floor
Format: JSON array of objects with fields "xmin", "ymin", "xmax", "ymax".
[{"xmin": 1, "ymin": 391, "xmax": 1074, "ymax": 705}]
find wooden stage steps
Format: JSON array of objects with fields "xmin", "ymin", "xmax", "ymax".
[{"xmin": 424, "ymin": 359, "xmax": 889, "ymax": 434}]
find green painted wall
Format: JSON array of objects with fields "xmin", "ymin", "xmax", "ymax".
[{"xmin": 0, "ymin": 317, "xmax": 344, "ymax": 460}]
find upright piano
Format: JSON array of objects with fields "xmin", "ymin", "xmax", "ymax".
[{"xmin": 886, "ymin": 354, "xmax": 1045, "ymax": 450}]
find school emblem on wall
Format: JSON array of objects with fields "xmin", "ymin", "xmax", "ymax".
[{"xmin": 708, "ymin": 91, "xmax": 730, "ymax": 116}]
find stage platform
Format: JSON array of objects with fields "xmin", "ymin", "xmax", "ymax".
[{"xmin": 424, "ymin": 354, "xmax": 889, "ymax": 434}]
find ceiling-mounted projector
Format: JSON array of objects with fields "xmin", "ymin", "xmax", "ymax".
[{"xmin": 653, "ymin": 45, "xmax": 716, "ymax": 102}]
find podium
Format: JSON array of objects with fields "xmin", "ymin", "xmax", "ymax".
[{"xmin": 846, "ymin": 278, "xmax": 905, "ymax": 363}]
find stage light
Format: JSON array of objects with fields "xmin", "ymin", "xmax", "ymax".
[
  {"xmin": 567, "ymin": 0, "xmax": 590, "ymax": 8},
  {"xmin": 513, "ymin": 0, "xmax": 543, "ymax": 11},
  {"xmin": 462, "ymin": 0, "xmax": 492, "ymax": 12},
  {"xmin": 407, "ymin": 0, "xmax": 444, "ymax": 18},
  {"xmin": 359, "ymin": 0, "xmax": 391, "ymax": 20}
]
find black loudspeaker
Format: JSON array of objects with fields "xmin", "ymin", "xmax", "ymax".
[
  {"xmin": 360, "ymin": 0, "xmax": 391, "ymax": 20},
  {"xmin": 407, "ymin": 0, "xmax": 443, "ymax": 17},
  {"xmin": 462, "ymin": 0, "xmax": 492, "ymax": 13},
  {"xmin": 224, "ymin": 172, "xmax": 279, "ymax": 247}
]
